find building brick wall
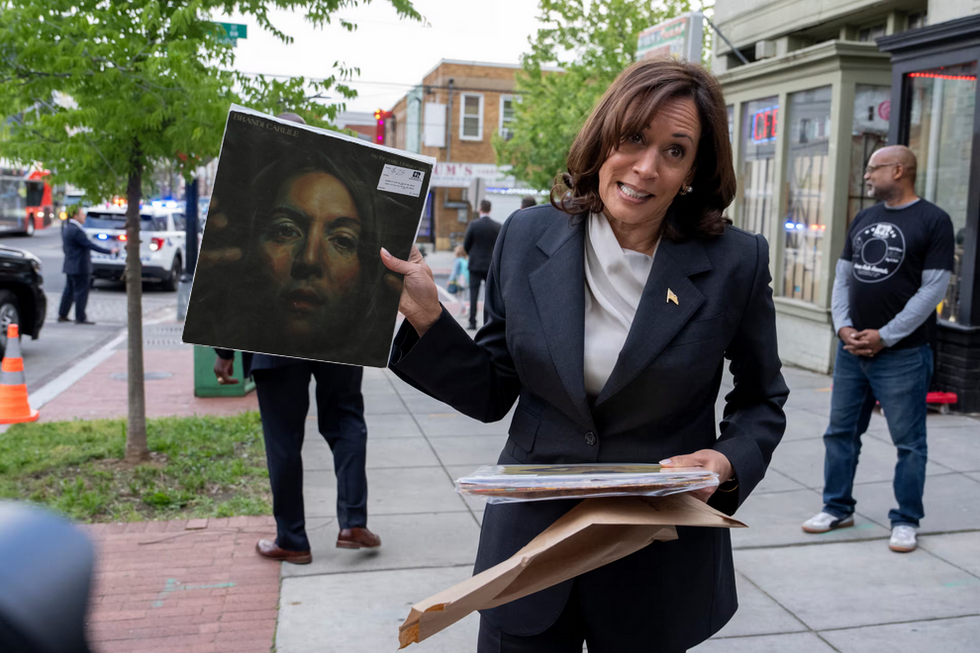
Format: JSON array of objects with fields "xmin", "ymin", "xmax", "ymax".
[{"xmin": 386, "ymin": 61, "xmax": 532, "ymax": 250}]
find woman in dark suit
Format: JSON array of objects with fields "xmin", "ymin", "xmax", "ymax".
[{"xmin": 381, "ymin": 59, "xmax": 789, "ymax": 652}]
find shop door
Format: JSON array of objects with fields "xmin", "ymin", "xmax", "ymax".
[{"xmin": 905, "ymin": 62, "xmax": 977, "ymax": 323}]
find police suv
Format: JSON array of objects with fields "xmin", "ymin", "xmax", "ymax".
[{"xmin": 84, "ymin": 203, "xmax": 187, "ymax": 290}]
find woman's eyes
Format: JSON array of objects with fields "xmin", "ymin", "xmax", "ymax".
[
  {"xmin": 623, "ymin": 134, "xmax": 685, "ymax": 159},
  {"xmin": 270, "ymin": 220, "xmax": 302, "ymax": 241},
  {"xmin": 330, "ymin": 232, "xmax": 358, "ymax": 254},
  {"xmin": 266, "ymin": 218, "xmax": 359, "ymax": 254}
]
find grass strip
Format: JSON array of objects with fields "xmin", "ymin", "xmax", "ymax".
[{"xmin": 0, "ymin": 412, "xmax": 271, "ymax": 523}]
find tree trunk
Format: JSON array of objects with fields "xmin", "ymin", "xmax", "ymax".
[{"xmin": 124, "ymin": 157, "xmax": 149, "ymax": 463}]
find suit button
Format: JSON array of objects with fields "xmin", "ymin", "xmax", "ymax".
[{"xmin": 585, "ymin": 431, "xmax": 597, "ymax": 446}]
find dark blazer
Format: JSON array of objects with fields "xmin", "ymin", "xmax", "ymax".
[
  {"xmin": 390, "ymin": 204, "xmax": 788, "ymax": 650},
  {"xmin": 62, "ymin": 221, "xmax": 113, "ymax": 275},
  {"xmin": 463, "ymin": 215, "xmax": 502, "ymax": 274},
  {"xmin": 214, "ymin": 350, "xmax": 302, "ymax": 379}
]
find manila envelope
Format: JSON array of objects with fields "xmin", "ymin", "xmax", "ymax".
[{"xmin": 398, "ymin": 493, "xmax": 745, "ymax": 648}]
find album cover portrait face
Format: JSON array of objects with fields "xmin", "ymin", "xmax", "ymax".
[{"xmin": 184, "ymin": 111, "xmax": 429, "ymax": 367}]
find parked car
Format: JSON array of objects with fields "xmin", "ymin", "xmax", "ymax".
[
  {"xmin": 83, "ymin": 205, "xmax": 187, "ymax": 291},
  {"xmin": 0, "ymin": 244, "xmax": 46, "ymax": 358}
]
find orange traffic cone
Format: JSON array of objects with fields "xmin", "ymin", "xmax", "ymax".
[{"xmin": 0, "ymin": 324, "xmax": 39, "ymax": 424}]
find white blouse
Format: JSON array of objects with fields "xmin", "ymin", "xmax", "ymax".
[{"xmin": 583, "ymin": 212, "xmax": 658, "ymax": 397}]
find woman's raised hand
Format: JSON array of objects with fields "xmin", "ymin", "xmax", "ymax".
[{"xmin": 381, "ymin": 246, "xmax": 443, "ymax": 337}]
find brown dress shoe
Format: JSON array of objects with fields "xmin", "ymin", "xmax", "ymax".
[
  {"xmin": 255, "ymin": 539, "xmax": 312, "ymax": 564},
  {"xmin": 336, "ymin": 527, "xmax": 381, "ymax": 549}
]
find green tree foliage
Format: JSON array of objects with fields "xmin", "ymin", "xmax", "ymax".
[
  {"xmin": 496, "ymin": 0, "xmax": 710, "ymax": 190},
  {"xmin": 0, "ymin": 0, "xmax": 419, "ymax": 461}
]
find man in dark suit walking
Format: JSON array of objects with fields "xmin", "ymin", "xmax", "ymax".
[
  {"xmin": 463, "ymin": 199, "xmax": 501, "ymax": 330},
  {"xmin": 58, "ymin": 206, "xmax": 116, "ymax": 325},
  {"xmin": 213, "ymin": 351, "xmax": 380, "ymax": 564}
]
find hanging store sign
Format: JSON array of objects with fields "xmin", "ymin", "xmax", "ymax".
[
  {"xmin": 637, "ymin": 12, "xmax": 705, "ymax": 62},
  {"xmin": 431, "ymin": 163, "xmax": 511, "ymax": 187}
]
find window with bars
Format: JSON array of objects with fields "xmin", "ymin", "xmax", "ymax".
[
  {"xmin": 499, "ymin": 95, "xmax": 515, "ymax": 141},
  {"xmin": 460, "ymin": 93, "xmax": 483, "ymax": 141},
  {"xmin": 780, "ymin": 86, "xmax": 832, "ymax": 304},
  {"xmin": 738, "ymin": 97, "xmax": 779, "ymax": 238}
]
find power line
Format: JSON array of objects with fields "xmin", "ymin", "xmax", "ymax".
[{"xmin": 232, "ymin": 70, "xmax": 527, "ymax": 95}]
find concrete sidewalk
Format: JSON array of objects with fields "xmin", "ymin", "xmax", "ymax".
[
  {"xmin": 25, "ymin": 308, "xmax": 978, "ymax": 651},
  {"xmin": 275, "ymin": 359, "xmax": 980, "ymax": 652}
]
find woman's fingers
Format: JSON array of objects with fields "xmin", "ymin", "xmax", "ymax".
[
  {"xmin": 380, "ymin": 247, "xmax": 441, "ymax": 336},
  {"xmin": 659, "ymin": 449, "xmax": 733, "ymax": 503},
  {"xmin": 380, "ymin": 247, "xmax": 413, "ymax": 274}
]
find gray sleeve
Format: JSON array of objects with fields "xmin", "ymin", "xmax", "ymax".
[
  {"xmin": 878, "ymin": 269, "xmax": 952, "ymax": 348},
  {"xmin": 831, "ymin": 259, "xmax": 853, "ymax": 336}
]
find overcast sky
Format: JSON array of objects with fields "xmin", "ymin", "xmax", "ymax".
[{"xmin": 214, "ymin": 0, "xmax": 545, "ymax": 115}]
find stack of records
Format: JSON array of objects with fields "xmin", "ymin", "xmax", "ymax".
[{"xmin": 456, "ymin": 464, "xmax": 719, "ymax": 504}]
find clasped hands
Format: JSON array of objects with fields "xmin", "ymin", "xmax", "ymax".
[{"xmin": 839, "ymin": 327, "xmax": 884, "ymax": 357}]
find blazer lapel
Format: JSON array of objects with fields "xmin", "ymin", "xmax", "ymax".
[
  {"xmin": 595, "ymin": 237, "xmax": 711, "ymax": 407},
  {"xmin": 528, "ymin": 219, "xmax": 594, "ymax": 427}
]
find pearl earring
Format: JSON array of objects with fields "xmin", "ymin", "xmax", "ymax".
[{"xmin": 679, "ymin": 185, "xmax": 693, "ymax": 195}]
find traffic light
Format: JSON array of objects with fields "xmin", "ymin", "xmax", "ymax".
[{"xmin": 375, "ymin": 109, "xmax": 392, "ymax": 145}]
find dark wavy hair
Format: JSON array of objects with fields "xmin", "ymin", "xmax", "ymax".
[{"xmin": 552, "ymin": 58, "xmax": 736, "ymax": 241}]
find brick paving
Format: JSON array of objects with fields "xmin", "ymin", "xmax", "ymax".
[
  {"xmin": 39, "ymin": 348, "xmax": 257, "ymax": 422},
  {"xmin": 25, "ymin": 328, "xmax": 273, "ymax": 651},
  {"xmin": 80, "ymin": 517, "xmax": 280, "ymax": 653}
]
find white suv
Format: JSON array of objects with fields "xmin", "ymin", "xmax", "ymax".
[{"xmin": 84, "ymin": 204, "xmax": 187, "ymax": 291}]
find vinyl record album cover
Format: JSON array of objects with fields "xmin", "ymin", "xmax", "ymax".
[{"xmin": 183, "ymin": 106, "xmax": 435, "ymax": 367}]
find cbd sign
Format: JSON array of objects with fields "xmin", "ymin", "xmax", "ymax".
[{"xmin": 752, "ymin": 106, "xmax": 779, "ymax": 143}]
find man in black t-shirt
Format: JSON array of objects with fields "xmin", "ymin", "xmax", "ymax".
[{"xmin": 802, "ymin": 146, "xmax": 954, "ymax": 554}]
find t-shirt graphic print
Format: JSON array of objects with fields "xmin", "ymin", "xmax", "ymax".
[
  {"xmin": 841, "ymin": 199, "xmax": 954, "ymax": 349},
  {"xmin": 851, "ymin": 222, "xmax": 905, "ymax": 283}
]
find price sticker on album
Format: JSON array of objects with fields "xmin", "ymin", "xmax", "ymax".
[{"xmin": 378, "ymin": 164, "xmax": 425, "ymax": 197}]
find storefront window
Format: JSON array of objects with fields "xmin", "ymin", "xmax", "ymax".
[
  {"xmin": 848, "ymin": 85, "xmax": 891, "ymax": 225},
  {"xmin": 907, "ymin": 61, "xmax": 977, "ymax": 323},
  {"xmin": 726, "ymin": 104, "xmax": 734, "ymax": 142},
  {"xmin": 739, "ymin": 97, "xmax": 779, "ymax": 236},
  {"xmin": 780, "ymin": 87, "xmax": 831, "ymax": 302}
]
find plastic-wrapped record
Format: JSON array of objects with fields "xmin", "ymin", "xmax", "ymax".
[{"xmin": 455, "ymin": 464, "xmax": 719, "ymax": 504}]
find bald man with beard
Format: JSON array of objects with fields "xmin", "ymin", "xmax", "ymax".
[{"xmin": 803, "ymin": 146, "xmax": 954, "ymax": 554}]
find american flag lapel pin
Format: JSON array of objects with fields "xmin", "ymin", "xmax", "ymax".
[{"xmin": 666, "ymin": 289, "xmax": 679, "ymax": 305}]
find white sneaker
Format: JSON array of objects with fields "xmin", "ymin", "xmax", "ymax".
[
  {"xmin": 889, "ymin": 525, "xmax": 917, "ymax": 552},
  {"xmin": 802, "ymin": 511, "xmax": 855, "ymax": 533}
]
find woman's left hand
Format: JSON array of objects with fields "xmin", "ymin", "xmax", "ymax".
[{"xmin": 659, "ymin": 449, "xmax": 733, "ymax": 503}]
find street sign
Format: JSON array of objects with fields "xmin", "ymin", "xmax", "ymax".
[
  {"xmin": 213, "ymin": 22, "xmax": 247, "ymax": 46},
  {"xmin": 637, "ymin": 12, "xmax": 704, "ymax": 63}
]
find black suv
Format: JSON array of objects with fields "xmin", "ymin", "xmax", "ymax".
[{"xmin": 0, "ymin": 244, "xmax": 46, "ymax": 358}]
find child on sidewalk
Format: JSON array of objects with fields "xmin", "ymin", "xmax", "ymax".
[{"xmin": 449, "ymin": 245, "xmax": 469, "ymax": 316}]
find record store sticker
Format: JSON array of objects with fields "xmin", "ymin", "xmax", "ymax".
[{"xmin": 378, "ymin": 164, "xmax": 425, "ymax": 197}]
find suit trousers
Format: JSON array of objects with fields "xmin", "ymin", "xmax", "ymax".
[
  {"xmin": 59, "ymin": 273, "xmax": 91, "ymax": 322},
  {"xmin": 469, "ymin": 270, "xmax": 487, "ymax": 328},
  {"xmin": 477, "ymin": 580, "xmax": 686, "ymax": 653},
  {"xmin": 253, "ymin": 362, "xmax": 367, "ymax": 552}
]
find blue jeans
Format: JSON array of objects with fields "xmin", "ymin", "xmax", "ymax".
[{"xmin": 822, "ymin": 341, "xmax": 933, "ymax": 527}]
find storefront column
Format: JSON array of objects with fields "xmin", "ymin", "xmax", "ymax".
[{"xmin": 768, "ymin": 90, "xmax": 790, "ymax": 283}]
